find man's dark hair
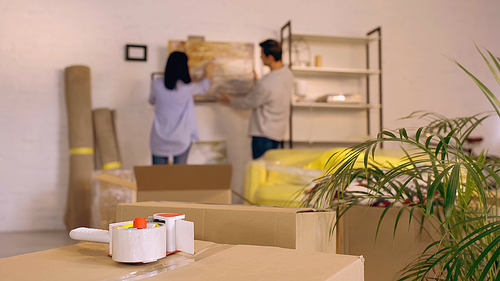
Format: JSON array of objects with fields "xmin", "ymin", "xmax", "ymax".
[
  {"xmin": 164, "ymin": 51, "xmax": 191, "ymax": 90},
  {"xmin": 259, "ymin": 39, "xmax": 282, "ymax": 61}
]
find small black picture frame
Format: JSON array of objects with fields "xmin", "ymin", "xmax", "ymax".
[{"xmin": 125, "ymin": 44, "xmax": 147, "ymax": 61}]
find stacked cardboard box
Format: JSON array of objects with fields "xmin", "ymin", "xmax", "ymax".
[{"xmin": 0, "ymin": 241, "xmax": 364, "ymax": 280}]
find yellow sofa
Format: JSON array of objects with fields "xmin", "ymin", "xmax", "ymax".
[{"xmin": 244, "ymin": 148, "xmax": 407, "ymax": 207}]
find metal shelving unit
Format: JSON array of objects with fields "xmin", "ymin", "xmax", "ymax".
[
  {"xmin": 280, "ymin": 21, "xmax": 383, "ymax": 148},
  {"xmin": 291, "ymin": 66, "xmax": 380, "ymax": 75},
  {"xmin": 292, "ymin": 101, "xmax": 380, "ymax": 109}
]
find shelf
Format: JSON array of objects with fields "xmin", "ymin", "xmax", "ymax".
[
  {"xmin": 292, "ymin": 102, "xmax": 381, "ymax": 109},
  {"xmin": 280, "ymin": 22, "xmax": 382, "ymax": 149},
  {"xmin": 291, "ymin": 66, "xmax": 380, "ymax": 75},
  {"xmin": 284, "ymin": 33, "xmax": 379, "ymax": 44}
]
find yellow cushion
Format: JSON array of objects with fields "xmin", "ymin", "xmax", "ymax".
[
  {"xmin": 253, "ymin": 184, "xmax": 305, "ymax": 207},
  {"xmin": 307, "ymin": 148, "xmax": 407, "ymax": 171}
]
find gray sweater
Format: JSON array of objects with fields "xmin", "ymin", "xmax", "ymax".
[{"xmin": 230, "ymin": 67, "xmax": 294, "ymax": 141}]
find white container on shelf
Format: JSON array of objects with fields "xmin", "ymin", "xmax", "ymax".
[{"xmin": 295, "ymin": 79, "xmax": 308, "ymax": 99}]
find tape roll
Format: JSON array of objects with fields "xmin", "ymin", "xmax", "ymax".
[
  {"xmin": 102, "ymin": 161, "xmax": 122, "ymax": 170},
  {"xmin": 112, "ymin": 224, "xmax": 167, "ymax": 263}
]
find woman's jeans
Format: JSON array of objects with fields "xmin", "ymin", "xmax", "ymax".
[{"xmin": 152, "ymin": 144, "xmax": 191, "ymax": 165}]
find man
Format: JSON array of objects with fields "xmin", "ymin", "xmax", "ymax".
[{"xmin": 219, "ymin": 39, "xmax": 294, "ymax": 159}]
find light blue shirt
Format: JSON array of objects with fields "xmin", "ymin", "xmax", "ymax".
[{"xmin": 149, "ymin": 78, "xmax": 210, "ymax": 157}]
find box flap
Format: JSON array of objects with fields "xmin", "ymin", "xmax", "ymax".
[
  {"xmin": 134, "ymin": 165, "xmax": 232, "ymax": 191},
  {"xmin": 92, "ymin": 174, "xmax": 137, "ymax": 190}
]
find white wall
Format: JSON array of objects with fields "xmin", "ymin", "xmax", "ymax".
[{"xmin": 1, "ymin": 0, "xmax": 500, "ymax": 232}]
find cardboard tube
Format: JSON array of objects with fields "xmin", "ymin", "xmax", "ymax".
[
  {"xmin": 64, "ymin": 65, "xmax": 94, "ymax": 229},
  {"xmin": 93, "ymin": 108, "xmax": 121, "ymax": 170}
]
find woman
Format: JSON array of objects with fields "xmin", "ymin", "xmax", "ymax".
[{"xmin": 149, "ymin": 51, "xmax": 215, "ymax": 165}]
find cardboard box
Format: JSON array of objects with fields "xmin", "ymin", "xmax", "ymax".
[
  {"xmin": 116, "ymin": 201, "xmax": 337, "ymax": 253},
  {"xmin": 340, "ymin": 206, "xmax": 435, "ymax": 281},
  {"xmin": 0, "ymin": 241, "xmax": 364, "ymax": 281},
  {"xmin": 92, "ymin": 165, "xmax": 232, "ymax": 204},
  {"xmin": 134, "ymin": 164, "xmax": 232, "ymax": 203}
]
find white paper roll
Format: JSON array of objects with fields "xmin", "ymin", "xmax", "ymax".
[
  {"xmin": 111, "ymin": 224, "xmax": 166, "ymax": 263},
  {"xmin": 295, "ymin": 80, "xmax": 307, "ymax": 97}
]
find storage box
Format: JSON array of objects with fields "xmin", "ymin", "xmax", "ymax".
[
  {"xmin": 91, "ymin": 165, "xmax": 232, "ymax": 229},
  {"xmin": 116, "ymin": 201, "xmax": 337, "ymax": 253},
  {"xmin": 0, "ymin": 241, "xmax": 364, "ymax": 281},
  {"xmin": 92, "ymin": 165, "xmax": 232, "ymax": 203},
  {"xmin": 340, "ymin": 206, "xmax": 435, "ymax": 281},
  {"xmin": 133, "ymin": 164, "xmax": 232, "ymax": 204}
]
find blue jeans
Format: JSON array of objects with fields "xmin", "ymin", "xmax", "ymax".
[
  {"xmin": 252, "ymin": 136, "xmax": 280, "ymax": 159},
  {"xmin": 152, "ymin": 145, "xmax": 191, "ymax": 165}
]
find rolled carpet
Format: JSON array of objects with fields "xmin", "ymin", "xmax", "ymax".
[
  {"xmin": 93, "ymin": 108, "xmax": 121, "ymax": 170},
  {"xmin": 64, "ymin": 65, "xmax": 94, "ymax": 229}
]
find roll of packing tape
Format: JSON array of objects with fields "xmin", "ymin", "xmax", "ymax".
[{"xmin": 112, "ymin": 223, "xmax": 166, "ymax": 263}]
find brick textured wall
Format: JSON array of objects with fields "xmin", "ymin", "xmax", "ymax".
[{"xmin": 1, "ymin": 0, "xmax": 500, "ymax": 232}]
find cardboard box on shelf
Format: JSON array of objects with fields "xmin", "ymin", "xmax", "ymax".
[
  {"xmin": 0, "ymin": 241, "xmax": 363, "ymax": 281},
  {"xmin": 92, "ymin": 164, "xmax": 233, "ymax": 205},
  {"xmin": 116, "ymin": 201, "xmax": 337, "ymax": 253}
]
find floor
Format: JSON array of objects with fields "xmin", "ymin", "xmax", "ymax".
[{"xmin": 0, "ymin": 230, "xmax": 79, "ymax": 259}]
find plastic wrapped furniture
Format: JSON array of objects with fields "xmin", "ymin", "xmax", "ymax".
[
  {"xmin": 91, "ymin": 169, "xmax": 135, "ymax": 229},
  {"xmin": 244, "ymin": 148, "xmax": 406, "ymax": 207}
]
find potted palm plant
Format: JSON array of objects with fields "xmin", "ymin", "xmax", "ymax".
[{"xmin": 303, "ymin": 47, "xmax": 500, "ymax": 280}]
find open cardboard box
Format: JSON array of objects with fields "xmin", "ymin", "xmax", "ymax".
[
  {"xmin": 92, "ymin": 165, "xmax": 233, "ymax": 204},
  {"xmin": 91, "ymin": 165, "xmax": 232, "ymax": 229},
  {"xmin": 116, "ymin": 201, "xmax": 337, "ymax": 253},
  {"xmin": 0, "ymin": 240, "xmax": 364, "ymax": 281}
]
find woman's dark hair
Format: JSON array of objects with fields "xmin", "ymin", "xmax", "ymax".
[{"xmin": 164, "ymin": 51, "xmax": 191, "ymax": 90}]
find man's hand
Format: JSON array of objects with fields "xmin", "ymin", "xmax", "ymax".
[{"xmin": 218, "ymin": 92, "xmax": 231, "ymax": 105}]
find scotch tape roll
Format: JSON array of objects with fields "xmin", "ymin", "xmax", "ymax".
[{"xmin": 112, "ymin": 224, "xmax": 167, "ymax": 263}]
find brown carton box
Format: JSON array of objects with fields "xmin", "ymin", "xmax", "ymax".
[
  {"xmin": 92, "ymin": 165, "xmax": 233, "ymax": 205},
  {"xmin": 0, "ymin": 241, "xmax": 363, "ymax": 281},
  {"xmin": 340, "ymin": 206, "xmax": 435, "ymax": 281},
  {"xmin": 134, "ymin": 164, "xmax": 232, "ymax": 203},
  {"xmin": 116, "ymin": 201, "xmax": 337, "ymax": 253}
]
